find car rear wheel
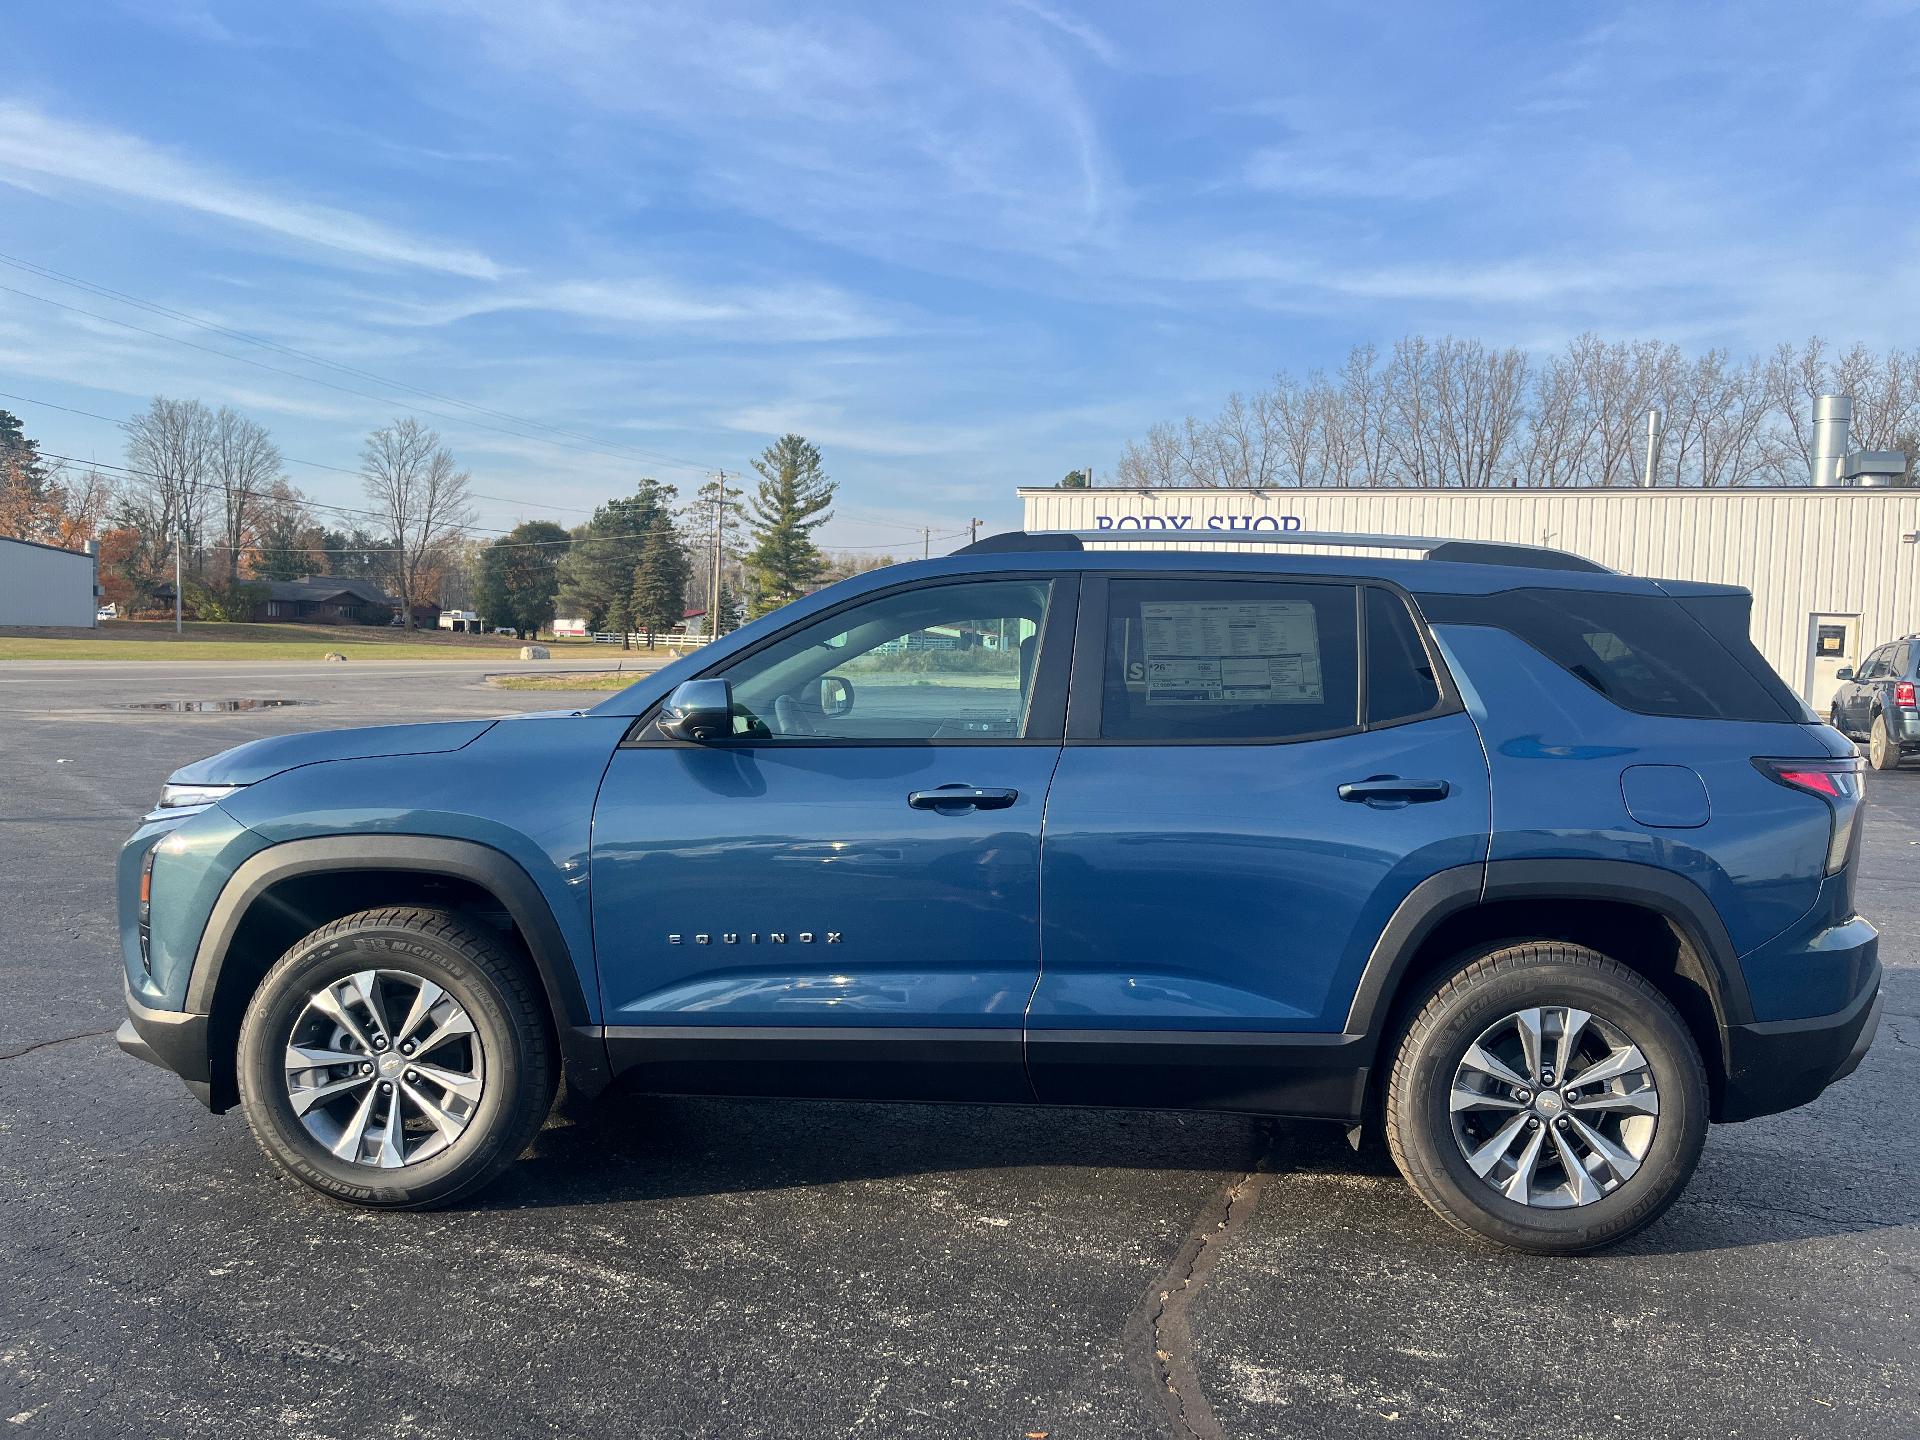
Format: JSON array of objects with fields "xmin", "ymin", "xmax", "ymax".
[
  {"xmin": 1869, "ymin": 714, "xmax": 1901, "ymax": 770},
  {"xmin": 237, "ymin": 907, "xmax": 556, "ymax": 1208},
  {"xmin": 1385, "ymin": 942, "xmax": 1707, "ymax": 1254}
]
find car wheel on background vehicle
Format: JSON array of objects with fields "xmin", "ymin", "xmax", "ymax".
[
  {"xmin": 1385, "ymin": 941, "xmax": 1707, "ymax": 1255},
  {"xmin": 236, "ymin": 907, "xmax": 556, "ymax": 1208},
  {"xmin": 1868, "ymin": 714, "xmax": 1901, "ymax": 770},
  {"xmin": 1829, "ymin": 705, "xmax": 1847, "ymax": 736}
]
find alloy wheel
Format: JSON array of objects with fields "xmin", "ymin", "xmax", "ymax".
[
  {"xmin": 1448, "ymin": 1005, "xmax": 1659, "ymax": 1208},
  {"xmin": 282, "ymin": 969, "xmax": 485, "ymax": 1168}
]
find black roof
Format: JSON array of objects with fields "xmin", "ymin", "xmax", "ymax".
[{"xmin": 263, "ymin": 577, "xmax": 397, "ymax": 606}]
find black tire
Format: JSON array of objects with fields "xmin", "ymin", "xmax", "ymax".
[
  {"xmin": 1869, "ymin": 714, "xmax": 1901, "ymax": 770},
  {"xmin": 1829, "ymin": 705, "xmax": 1848, "ymax": 738},
  {"xmin": 237, "ymin": 907, "xmax": 556, "ymax": 1208},
  {"xmin": 1385, "ymin": 942, "xmax": 1707, "ymax": 1254}
]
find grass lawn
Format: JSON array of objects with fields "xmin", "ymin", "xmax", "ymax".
[
  {"xmin": 0, "ymin": 620, "xmax": 607, "ymax": 662},
  {"xmin": 488, "ymin": 671, "xmax": 644, "ymax": 691}
]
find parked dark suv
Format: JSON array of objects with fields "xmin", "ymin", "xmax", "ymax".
[
  {"xmin": 1830, "ymin": 634, "xmax": 1920, "ymax": 770},
  {"xmin": 117, "ymin": 531, "xmax": 1881, "ymax": 1253}
]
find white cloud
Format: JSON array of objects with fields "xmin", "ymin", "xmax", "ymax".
[
  {"xmin": 386, "ymin": 277, "xmax": 899, "ymax": 343},
  {"xmin": 1007, "ymin": 0, "xmax": 1121, "ymax": 66},
  {"xmin": 0, "ymin": 102, "xmax": 502, "ymax": 279}
]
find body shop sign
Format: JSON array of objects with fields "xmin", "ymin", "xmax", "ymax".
[{"xmin": 1095, "ymin": 513, "xmax": 1303, "ymax": 531}]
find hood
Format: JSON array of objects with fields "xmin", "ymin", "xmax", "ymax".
[{"xmin": 168, "ymin": 718, "xmax": 498, "ymax": 787}]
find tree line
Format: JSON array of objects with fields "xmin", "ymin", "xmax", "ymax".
[
  {"xmin": 1, "ymin": 401, "xmax": 858, "ymax": 639},
  {"xmin": 1114, "ymin": 335, "xmax": 1920, "ymax": 490}
]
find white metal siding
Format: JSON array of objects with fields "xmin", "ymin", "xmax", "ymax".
[
  {"xmin": 0, "ymin": 538, "xmax": 98, "ymax": 627},
  {"xmin": 1018, "ymin": 488, "xmax": 1920, "ymax": 703}
]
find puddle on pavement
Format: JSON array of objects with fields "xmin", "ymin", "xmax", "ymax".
[{"xmin": 121, "ymin": 699, "xmax": 306, "ymax": 713}]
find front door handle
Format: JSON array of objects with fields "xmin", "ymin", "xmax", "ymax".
[
  {"xmin": 1338, "ymin": 775, "xmax": 1451, "ymax": 807},
  {"xmin": 908, "ymin": 785, "xmax": 1019, "ymax": 813}
]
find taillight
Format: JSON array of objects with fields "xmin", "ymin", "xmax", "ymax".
[
  {"xmin": 1897, "ymin": 680, "xmax": 1916, "ymax": 710},
  {"xmin": 1754, "ymin": 756, "xmax": 1864, "ymax": 875}
]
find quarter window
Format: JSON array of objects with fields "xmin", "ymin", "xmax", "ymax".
[
  {"xmin": 1366, "ymin": 587, "xmax": 1441, "ymax": 724},
  {"xmin": 714, "ymin": 579, "xmax": 1054, "ymax": 741},
  {"xmin": 1098, "ymin": 579, "xmax": 1359, "ymax": 741}
]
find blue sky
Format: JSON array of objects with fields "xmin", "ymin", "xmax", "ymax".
[{"xmin": 2, "ymin": 1, "xmax": 1917, "ymax": 551}]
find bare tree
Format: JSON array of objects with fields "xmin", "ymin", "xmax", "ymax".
[
  {"xmin": 361, "ymin": 417, "xmax": 475, "ymax": 629},
  {"xmin": 209, "ymin": 407, "xmax": 283, "ymax": 580},
  {"xmin": 124, "ymin": 397, "xmax": 215, "ymax": 566}
]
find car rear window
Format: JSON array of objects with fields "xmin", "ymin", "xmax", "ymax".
[
  {"xmin": 1099, "ymin": 578, "xmax": 1359, "ymax": 741},
  {"xmin": 1416, "ymin": 587, "xmax": 1799, "ymax": 723}
]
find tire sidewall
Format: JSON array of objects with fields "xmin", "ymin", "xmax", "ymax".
[
  {"xmin": 1870, "ymin": 715, "xmax": 1898, "ymax": 770},
  {"xmin": 1394, "ymin": 957, "xmax": 1706, "ymax": 1250},
  {"xmin": 238, "ymin": 923, "xmax": 530, "ymax": 1206}
]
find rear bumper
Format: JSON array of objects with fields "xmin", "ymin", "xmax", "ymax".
[
  {"xmin": 118, "ymin": 982, "xmax": 220, "ymax": 1111},
  {"xmin": 1718, "ymin": 959, "xmax": 1882, "ymax": 1122}
]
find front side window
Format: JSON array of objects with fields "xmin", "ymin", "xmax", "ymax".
[
  {"xmin": 1099, "ymin": 579, "xmax": 1359, "ymax": 741},
  {"xmin": 713, "ymin": 579, "xmax": 1054, "ymax": 741}
]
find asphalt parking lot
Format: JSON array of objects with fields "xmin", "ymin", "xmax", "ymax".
[{"xmin": 2, "ymin": 661, "xmax": 1915, "ymax": 1439}]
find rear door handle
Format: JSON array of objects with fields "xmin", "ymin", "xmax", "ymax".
[
  {"xmin": 1338, "ymin": 776, "xmax": 1450, "ymax": 806},
  {"xmin": 908, "ymin": 785, "xmax": 1019, "ymax": 812}
]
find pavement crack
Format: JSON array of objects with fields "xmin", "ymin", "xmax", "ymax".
[
  {"xmin": 1124, "ymin": 1124, "xmax": 1275, "ymax": 1440},
  {"xmin": 0, "ymin": 1028, "xmax": 114, "ymax": 1061}
]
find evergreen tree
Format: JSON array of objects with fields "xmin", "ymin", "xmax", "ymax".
[
  {"xmin": 0, "ymin": 409, "xmax": 58, "ymax": 541},
  {"xmin": 630, "ymin": 521, "xmax": 692, "ymax": 642},
  {"xmin": 554, "ymin": 477, "xmax": 676, "ymax": 648},
  {"xmin": 1059, "ymin": 469, "xmax": 1091, "ymax": 488},
  {"xmin": 743, "ymin": 434, "xmax": 834, "ymax": 617},
  {"xmin": 476, "ymin": 520, "xmax": 570, "ymax": 636}
]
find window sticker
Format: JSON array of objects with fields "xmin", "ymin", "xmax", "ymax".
[{"xmin": 1133, "ymin": 601, "xmax": 1323, "ymax": 705}]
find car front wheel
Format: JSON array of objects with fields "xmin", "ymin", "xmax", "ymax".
[
  {"xmin": 237, "ymin": 907, "xmax": 556, "ymax": 1208},
  {"xmin": 1385, "ymin": 942, "xmax": 1707, "ymax": 1254}
]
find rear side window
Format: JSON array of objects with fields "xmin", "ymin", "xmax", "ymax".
[
  {"xmin": 1365, "ymin": 587, "xmax": 1441, "ymax": 724},
  {"xmin": 1100, "ymin": 579, "xmax": 1358, "ymax": 741},
  {"xmin": 1417, "ymin": 588, "xmax": 1797, "ymax": 723}
]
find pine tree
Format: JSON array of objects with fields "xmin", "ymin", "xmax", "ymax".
[
  {"xmin": 630, "ymin": 521, "xmax": 691, "ymax": 642},
  {"xmin": 554, "ymin": 477, "xmax": 676, "ymax": 648},
  {"xmin": 743, "ymin": 434, "xmax": 834, "ymax": 618},
  {"xmin": 477, "ymin": 520, "xmax": 571, "ymax": 636},
  {"xmin": 0, "ymin": 409, "xmax": 58, "ymax": 542}
]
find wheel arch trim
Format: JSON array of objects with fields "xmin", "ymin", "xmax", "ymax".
[
  {"xmin": 184, "ymin": 835, "xmax": 593, "ymax": 1031},
  {"xmin": 1345, "ymin": 858, "xmax": 1754, "ymax": 1039}
]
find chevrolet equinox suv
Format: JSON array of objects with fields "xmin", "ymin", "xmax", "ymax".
[{"xmin": 117, "ymin": 531, "xmax": 1882, "ymax": 1253}]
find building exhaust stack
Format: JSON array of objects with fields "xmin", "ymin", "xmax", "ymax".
[
  {"xmin": 1641, "ymin": 409, "xmax": 1662, "ymax": 488},
  {"xmin": 1811, "ymin": 394, "xmax": 1852, "ymax": 486}
]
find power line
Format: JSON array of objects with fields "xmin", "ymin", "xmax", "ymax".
[
  {"xmin": 0, "ymin": 281, "xmax": 733, "ymax": 478},
  {"xmin": 0, "ymin": 250, "xmax": 1012, "ymax": 542},
  {"xmin": 1, "ymin": 388, "xmax": 954, "ymax": 537},
  {"xmin": 0, "ymin": 251, "xmax": 724, "ymax": 476},
  {"xmin": 2, "ymin": 390, "xmax": 593, "ymax": 517}
]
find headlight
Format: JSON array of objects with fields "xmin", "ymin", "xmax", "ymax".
[{"xmin": 155, "ymin": 782, "xmax": 244, "ymax": 811}]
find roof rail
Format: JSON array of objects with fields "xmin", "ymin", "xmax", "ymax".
[{"xmin": 956, "ymin": 529, "xmax": 1611, "ymax": 573}]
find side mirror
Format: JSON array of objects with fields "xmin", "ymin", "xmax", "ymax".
[
  {"xmin": 658, "ymin": 678, "xmax": 735, "ymax": 742},
  {"xmin": 1835, "ymin": 667, "xmax": 1854, "ymax": 681},
  {"xmin": 816, "ymin": 674, "xmax": 855, "ymax": 718}
]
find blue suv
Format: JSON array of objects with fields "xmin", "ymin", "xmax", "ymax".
[{"xmin": 117, "ymin": 531, "xmax": 1882, "ymax": 1253}]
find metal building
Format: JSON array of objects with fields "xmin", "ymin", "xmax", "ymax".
[
  {"xmin": 1017, "ymin": 485, "xmax": 1920, "ymax": 707},
  {"xmin": 0, "ymin": 536, "xmax": 101, "ymax": 627}
]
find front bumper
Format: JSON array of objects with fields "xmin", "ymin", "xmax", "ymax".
[
  {"xmin": 1718, "ymin": 959, "xmax": 1882, "ymax": 1122},
  {"xmin": 118, "ymin": 982, "xmax": 221, "ymax": 1111}
]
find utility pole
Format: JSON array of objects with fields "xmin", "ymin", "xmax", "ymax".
[
  {"xmin": 174, "ymin": 533, "xmax": 183, "ymax": 635},
  {"xmin": 969, "ymin": 517, "xmax": 982, "ymax": 545},
  {"xmin": 921, "ymin": 526, "xmax": 932, "ymax": 559},
  {"xmin": 709, "ymin": 471, "xmax": 728, "ymax": 641}
]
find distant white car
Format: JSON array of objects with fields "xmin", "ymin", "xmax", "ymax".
[{"xmin": 96, "ymin": 604, "xmax": 118, "ymax": 620}]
